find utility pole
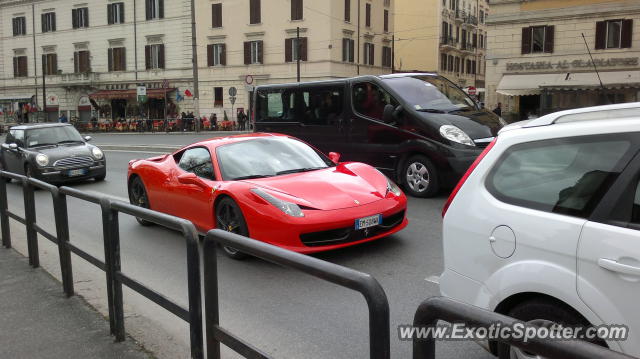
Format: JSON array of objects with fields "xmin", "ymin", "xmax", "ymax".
[
  {"xmin": 296, "ymin": 27, "xmax": 301, "ymax": 82},
  {"xmin": 32, "ymin": 0, "xmax": 38, "ymax": 113},
  {"xmin": 134, "ymin": 0, "xmax": 139, "ymax": 81},
  {"xmin": 42, "ymin": 55, "xmax": 46, "ymax": 121},
  {"xmin": 190, "ymin": 0, "xmax": 201, "ymax": 132},
  {"xmin": 357, "ymin": 0, "xmax": 361, "ymax": 75},
  {"xmin": 581, "ymin": 33, "xmax": 606, "ymax": 98},
  {"xmin": 391, "ymin": 35, "xmax": 395, "ymax": 74}
]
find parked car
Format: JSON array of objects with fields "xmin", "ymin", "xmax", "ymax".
[
  {"xmin": 253, "ymin": 73, "xmax": 505, "ymax": 197},
  {"xmin": 0, "ymin": 123, "xmax": 106, "ymax": 184},
  {"xmin": 127, "ymin": 133, "xmax": 408, "ymax": 259},
  {"xmin": 439, "ymin": 102, "xmax": 640, "ymax": 358}
]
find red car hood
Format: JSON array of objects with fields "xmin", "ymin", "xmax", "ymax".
[{"xmin": 243, "ymin": 163, "xmax": 388, "ymax": 210}]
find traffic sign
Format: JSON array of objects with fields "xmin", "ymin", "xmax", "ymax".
[
  {"xmin": 468, "ymin": 86, "xmax": 477, "ymax": 96},
  {"xmin": 137, "ymin": 86, "xmax": 147, "ymax": 96},
  {"xmin": 228, "ymin": 87, "xmax": 237, "ymax": 97}
]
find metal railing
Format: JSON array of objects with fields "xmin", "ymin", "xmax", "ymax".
[
  {"xmin": 202, "ymin": 229, "xmax": 391, "ymax": 359},
  {"xmin": 0, "ymin": 171, "xmax": 204, "ymax": 359},
  {"xmin": 412, "ymin": 297, "xmax": 637, "ymax": 359}
]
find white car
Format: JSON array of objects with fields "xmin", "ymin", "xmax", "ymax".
[{"xmin": 440, "ymin": 102, "xmax": 640, "ymax": 358}]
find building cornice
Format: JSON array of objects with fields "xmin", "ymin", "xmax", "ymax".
[{"xmin": 487, "ymin": 2, "xmax": 640, "ymax": 25}]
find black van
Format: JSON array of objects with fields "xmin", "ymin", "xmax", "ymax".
[{"xmin": 252, "ymin": 73, "xmax": 505, "ymax": 197}]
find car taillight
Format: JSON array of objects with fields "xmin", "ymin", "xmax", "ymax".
[{"xmin": 442, "ymin": 138, "xmax": 497, "ymax": 218}]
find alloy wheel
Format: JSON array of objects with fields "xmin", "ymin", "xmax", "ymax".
[
  {"xmin": 509, "ymin": 319, "xmax": 556, "ymax": 359},
  {"xmin": 216, "ymin": 202, "xmax": 244, "ymax": 256},
  {"xmin": 405, "ymin": 161, "xmax": 430, "ymax": 193}
]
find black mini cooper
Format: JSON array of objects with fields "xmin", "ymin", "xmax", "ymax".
[{"xmin": 0, "ymin": 123, "xmax": 106, "ymax": 184}]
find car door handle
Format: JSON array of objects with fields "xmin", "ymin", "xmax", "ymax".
[{"xmin": 598, "ymin": 258, "xmax": 640, "ymax": 276}]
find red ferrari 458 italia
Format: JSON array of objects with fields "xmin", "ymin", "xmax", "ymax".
[{"xmin": 127, "ymin": 133, "xmax": 408, "ymax": 258}]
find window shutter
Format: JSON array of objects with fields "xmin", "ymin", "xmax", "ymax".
[
  {"xmin": 473, "ymin": 33, "xmax": 477, "ymax": 47},
  {"xmin": 544, "ymin": 25, "xmax": 554, "ymax": 53},
  {"xmin": 257, "ymin": 41, "xmax": 264, "ymax": 63},
  {"xmin": 74, "ymin": 52, "xmax": 79, "ymax": 73},
  {"xmin": 345, "ymin": 0, "xmax": 350, "ymax": 22},
  {"xmin": 300, "ymin": 37, "xmax": 308, "ymax": 61},
  {"xmin": 85, "ymin": 8, "xmax": 89, "ymax": 27},
  {"xmin": 12, "ymin": 18, "xmax": 16, "ymax": 36},
  {"xmin": 342, "ymin": 39, "xmax": 347, "ymax": 61},
  {"xmin": 120, "ymin": 4, "xmax": 125, "ymax": 23},
  {"xmin": 52, "ymin": 54, "xmax": 58, "ymax": 74},
  {"xmin": 72, "ymin": 9, "xmax": 78, "ymax": 28},
  {"xmin": 285, "ymin": 38, "xmax": 293, "ymax": 62},
  {"xmin": 366, "ymin": 4, "xmax": 371, "ymax": 27},
  {"xmin": 52, "ymin": 13, "xmax": 56, "ymax": 31},
  {"xmin": 41, "ymin": 13, "xmax": 45, "ymax": 31},
  {"xmin": 212, "ymin": 4, "xmax": 222, "ymax": 28},
  {"xmin": 521, "ymin": 27, "xmax": 532, "ymax": 54},
  {"xmin": 244, "ymin": 42, "xmax": 251, "ymax": 65},
  {"xmin": 291, "ymin": 0, "xmax": 302, "ymax": 20},
  {"xmin": 621, "ymin": 19, "xmax": 633, "ymax": 48},
  {"xmin": 145, "ymin": 0, "xmax": 151, "ymax": 20},
  {"xmin": 108, "ymin": 48, "xmax": 113, "ymax": 71},
  {"xmin": 159, "ymin": 44, "xmax": 165, "ymax": 69},
  {"xmin": 595, "ymin": 21, "xmax": 606, "ymax": 50},
  {"xmin": 220, "ymin": 44, "xmax": 226, "ymax": 65},
  {"xmin": 159, "ymin": 0, "xmax": 164, "ymax": 19},
  {"xmin": 107, "ymin": 4, "xmax": 113, "ymax": 24},
  {"xmin": 207, "ymin": 45, "xmax": 214, "ymax": 66},
  {"xmin": 145, "ymin": 45, "xmax": 151, "ymax": 69},
  {"xmin": 21, "ymin": 57, "xmax": 28, "ymax": 77},
  {"xmin": 121, "ymin": 48, "xmax": 126, "ymax": 70},
  {"xmin": 384, "ymin": 10, "xmax": 388, "ymax": 32},
  {"xmin": 369, "ymin": 44, "xmax": 374, "ymax": 65},
  {"xmin": 13, "ymin": 57, "xmax": 18, "ymax": 77},
  {"xmin": 349, "ymin": 39, "xmax": 354, "ymax": 62},
  {"xmin": 250, "ymin": 0, "xmax": 261, "ymax": 24}
]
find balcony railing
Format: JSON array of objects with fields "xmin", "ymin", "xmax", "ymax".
[
  {"xmin": 61, "ymin": 72, "xmax": 100, "ymax": 83},
  {"xmin": 440, "ymin": 36, "xmax": 456, "ymax": 47},
  {"xmin": 455, "ymin": 9, "xmax": 466, "ymax": 22},
  {"xmin": 465, "ymin": 15, "xmax": 478, "ymax": 26}
]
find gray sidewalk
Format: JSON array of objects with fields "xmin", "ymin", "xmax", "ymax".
[{"xmin": 0, "ymin": 248, "xmax": 152, "ymax": 359}]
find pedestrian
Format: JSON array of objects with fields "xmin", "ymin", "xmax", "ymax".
[
  {"xmin": 180, "ymin": 112, "xmax": 187, "ymax": 132},
  {"xmin": 58, "ymin": 112, "xmax": 68, "ymax": 123},
  {"xmin": 187, "ymin": 111, "xmax": 195, "ymax": 131},
  {"xmin": 211, "ymin": 113, "xmax": 218, "ymax": 131},
  {"xmin": 493, "ymin": 102, "xmax": 502, "ymax": 117},
  {"xmin": 237, "ymin": 110, "xmax": 247, "ymax": 131}
]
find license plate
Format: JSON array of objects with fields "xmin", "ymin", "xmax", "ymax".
[
  {"xmin": 67, "ymin": 168, "xmax": 88, "ymax": 177},
  {"xmin": 355, "ymin": 214, "xmax": 382, "ymax": 230}
]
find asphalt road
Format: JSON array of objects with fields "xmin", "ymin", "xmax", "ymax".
[{"xmin": 4, "ymin": 149, "xmax": 493, "ymax": 359}]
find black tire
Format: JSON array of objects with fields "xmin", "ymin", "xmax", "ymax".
[
  {"xmin": 128, "ymin": 176, "xmax": 153, "ymax": 226},
  {"xmin": 94, "ymin": 173, "xmax": 106, "ymax": 182},
  {"xmin": 215, "ymin": 197, "xmax": 249, "ymax": 260},
  {"xmin": 401, "ymin": 155, "xmax": 439, "ymax": 198},
  {"xmin": 497, "ymin": 298, "xmax": 604, "ymax": 359}
]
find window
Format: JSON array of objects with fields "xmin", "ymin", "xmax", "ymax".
[
  {"xmin": 479, "ymin": 10, "xmax": 484, "ymax": 24},
  {"xmin": 364, "ymin": 43, "xmax": 374, "ymax": 65},
  {"xmin": 42, "ymin": 53, "xmax": 58, "ymax": 75},
  {"xmin": 108, "ymin": 47, "xmax": 126, "ymax": 71},
  {"xmin": 250, "ymin": 0, "xmax": 261, "ymax": 24},
  {"xmin": 454, "ymin": 57, "xmax": 460, "ymax": 73},
  {"xmin": 448, "ymin": 55, "xmax": 453, "ymax": 72},
  {"xmin": 344, "ymin": 0, "xmax": 351, "ymax": 22},
  {"xmin": 255, "ymin": 89, "xmax": 295, "ymax": 122},
  {"xmin": 384, "ymin": 9, "xmax": 389, "ymax": 32},
  {"xmin": 212, "ymin": 3, "xmax": 222, "ymax": 28},
  {"xmin": 352, "ymin": 82, "xmax": 398, "ymax": 122},
  {"xmin": 145, "ymin": 44, "xmax": 165, "ymax": 69},
  {"xmin": 440, "ymin": 53, "xmax": 447, "ymax": 71},
  {"xmin": 382, "ymin": 46, "xmax": 392, "ymax": 68},
  {"xmin": 207, "ymin": 44, "xmax": 226, "ymax": 66},
  {"xmin": 299, "ymin": 86, "xmax": 344, "ymax": 126},
  {"xmin": 472, "ymin": 60, "xmax": 476, "ymax": 75},
  {"xmin": 146, "ymin": 0, "xmax": 164, "ymax": 20},
  {"xmin": 521, "ymin": 25, "xmax": 554, "ymax": 54},
  {"xmin": 13, "ymin": 56, "xmax": 28, "ymax": 77},
  {"xmin": 365, "ymin": 3, "xmax": 371, "ymax": 27},
  {"xmin": 285, "ymin": 37, "xmax": 307, "ymax": 62},
  {"xmin": 178, "ymin": 147, "xmax": 215, "ymax": 180},
  {"xmin": 214, "ymin": 87, "xmax": 223, "ymax": 107},
  {"xmin": 291, "ymin": 0, "xmax": 303, "ymax": 21},
  {"xmin": 74, "ymin": 51, "xmax": 90, "ymax": 73},
  {"xmin": 486, "ymin": 136, "xmax": 634, "ymax": 219},
  {"xmin": 108, "ymin": 3, "xmax": 125, "ymax": 24},
  {"xmin": 596, "ymin": 19, "xmax": 633, "ymax": 49},
  {"xmin": 342, "ymin": 38, "xmax": 355, "ymax": 62},
  {"xmin": 466, "ymin": 59, "xmax": 471, "ymax": 73},
  {"xmin": 72, "ymin": 7, "xmax": 89, "ymax": 29},
  {"xmin": 42, "ymin": 12, "xmax": 56, "ymax": 32},
  {"xmin": 244, "ymin": 41, "xmax": 263, "ymax": 64},
  {"xmin": 480, "ymin": 34, "xmax": 484, "ymax": 48},
  {"xmin": 12, "ymin": 17, "xmax": 26, "ymax": 36}
]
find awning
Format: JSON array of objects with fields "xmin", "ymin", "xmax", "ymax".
[
  {"xmin": 89, "ymin": 88, "xmax": 176, "ymax": 100},
  {"xmin": 497, "ymin": 71, "xmax": 640, "ymax": 96},
  {"xmin": 0, "ymin": 95, "xmax": 34, "ymax": 103}
]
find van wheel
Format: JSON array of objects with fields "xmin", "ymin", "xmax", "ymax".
[
  {"xmin": 402, "ymin": 155, "xmax": 439, "ymax": 198},
  {"xmin": 497, "ymin": 298, "xmax": 604, "ymax": 359}
]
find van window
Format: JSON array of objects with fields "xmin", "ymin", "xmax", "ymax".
[
  {"xmin": 256, "ymin": 89, "xmax": 295, "ymax": 122},
  {"xmin": 352, "ymin": 82, "xmax": 398, "ymax": 122},
  {"xmin": 299, "ymin": 86, "xmax": 344, "ymax": 126},
  {"xmin": 486, "ymin": 135, "xmax": 634, "ymax": 218}
]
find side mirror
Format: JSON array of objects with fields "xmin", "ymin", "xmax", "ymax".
[
  {"xmin": 2, "ymin": 143, "xmax": 18, "ymax": 151},
  {"xmin": 84, "ymin": 136, "xmax": 92, "ymax": 142},
  {"xmin": 328, "ymin": 152, "xmax": 341, "ymax": 164},
  {"xmin": 178, "ymin": 173, "xmax": 206, "ymax": 188},
  {"xmin": 383, "ymin": 104, "xmax": 395, "ymax": 123}
]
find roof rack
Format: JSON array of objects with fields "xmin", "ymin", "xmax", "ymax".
[{"xmin": 523, "ymin": 102, "xmax": 640, "ymax": 128}]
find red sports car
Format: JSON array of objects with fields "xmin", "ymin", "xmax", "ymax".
[{"xmin": 127, "ymin": 133, "xmax": 408, "ymax": 258}]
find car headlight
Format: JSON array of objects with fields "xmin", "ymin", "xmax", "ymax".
[
  {"xmin": 35, "ymin": 154, "xmax": 49, "ymax": 167},
  {"xmin": 92, "ymin": 147, "xmax": 104, "ymax": 160},
  {"xmin": 251, "ymin": 188, "xmax": 304, "ymax": 217},
  {"xmin": 386, "ymin": 178, "xmax": 402, "ymax": 197},
  {"xmin": 439, "ymin": 125, "xmax": 475, "ymax": 147}
]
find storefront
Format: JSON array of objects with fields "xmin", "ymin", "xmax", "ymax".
[
  {"xmin": 0, "ymin": 95, "xmax": 36, "ymax": 123},
  {"xmin": 89, "ymin": 87, "xmax": 176, "ymax": 121}
]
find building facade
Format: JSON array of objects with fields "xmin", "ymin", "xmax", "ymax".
[
  {"xmin": 195, "ymin": 0, "xmax": 394, "ymax": 120},
  {"xmin": 0, "ymin": 0, "xmax": 195, "ymax": 123},
  {"xmin": 486, "ymin": 0, "xmax": 640, "ymax": 121},
  {"xmin": 394, "ymin": 0, "xmax": 488, "ymax": 97}
]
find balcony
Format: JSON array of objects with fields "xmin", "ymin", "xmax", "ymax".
[
  {"xmin": 465, "ymin": 15, "xmax": 478, "ymax": 27},
  {"xmin": 440, "ymin": 36, "xmax": 457, "ymax": 49},
  {"xmin": 455, "ymin": 10, "xmax": 465, "ymax": 23}
]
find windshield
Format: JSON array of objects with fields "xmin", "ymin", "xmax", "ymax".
[
  {"xmin": 217, "ymin": 137, "xmax": 333, "ymax": 181},
  {"xmin": 382, "ymin": 76, "xmax": 476, "ymax": 112},
  {"xmin": 25, "ymin": 126, "xmax": 84, "ymax": 148}
]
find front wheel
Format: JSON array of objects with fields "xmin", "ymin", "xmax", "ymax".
[
  {"xmin": 128, "ymin": 176, "xmax": 153, "ymax": 226},
  {"xmin": 215, "ymin": 197, "xmax": 249, "ymax": 260},
  {"xmin": 402, "ymin": 155, "xmax": 439, "ymax": 198},
  {"xmin": 94, "ymin": 173, "xmax": 106, "ymax": 182}
]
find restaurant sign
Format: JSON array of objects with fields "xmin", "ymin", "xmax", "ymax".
[{"xmin": 506, "ymin": 57, "xmax": 638, "ymax": 72}]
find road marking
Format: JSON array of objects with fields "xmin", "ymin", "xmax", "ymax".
[
  {"xmin": 425, "ymin": 275, "xmax": 440, "ymax": 285},
  {"xmin": 104, "ymin": 149, "xmax": 168, "ymax": 154}
]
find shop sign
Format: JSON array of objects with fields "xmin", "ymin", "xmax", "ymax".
[{"xmin": 506, "ymin": 57, "xmax": 639, "ymax": 72}]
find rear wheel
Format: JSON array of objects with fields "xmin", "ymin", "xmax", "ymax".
[
  {"xmin": 215, "ymin": 197, "xmax": 249, "ymax": 260},
  {"xmin": 402, "ymin": 155, "xmax": 439, "ymax": 198},
  {"xmin": 128, "ymin": 176, "xmax": 153, "ymax": 226}
]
